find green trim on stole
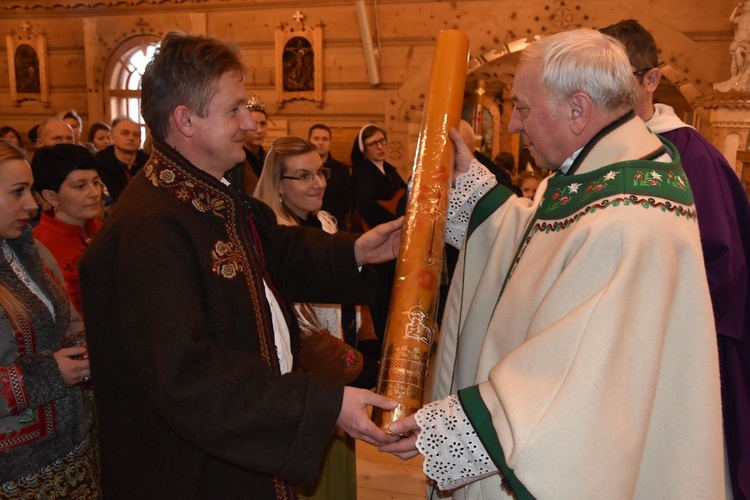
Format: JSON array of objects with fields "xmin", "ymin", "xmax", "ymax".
[
  {"xmin": 538, "ymin": 138, "xmax": 693, "ymax": 221},
  {"xmin": 458, "ymin": 386, "xmax": 534, "ymax": 500},
  {"xmin": 466, "ymin": 185, "xmax": 514, "ymax": 240}
]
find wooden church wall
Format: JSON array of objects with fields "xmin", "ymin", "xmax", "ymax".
[{"xmin": 0, "ymin": 0, "xmax": 736, "ymax": 178}]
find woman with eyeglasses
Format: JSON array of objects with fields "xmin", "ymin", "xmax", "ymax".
[
  {"xmin": 0, "ymin": 141, "xmax": 99, "ymax": 497},
  {"xmin": 350, "ymin": 124, "xmax": 406, "ymax": 231},
  {"xmin": 254, "ymin": 136, "xmax": 380, "ymax": 500}
]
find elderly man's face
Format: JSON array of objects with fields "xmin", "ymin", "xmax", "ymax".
[
  {"xmin": 37, "ymin": 120, "xmax": 74, "ymax": 147},
  {"xmin": 508, "ymin": 60, "xmax": 571, "ymax": 170}
]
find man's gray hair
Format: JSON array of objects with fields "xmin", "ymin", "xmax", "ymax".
[
  {"xmin": 36, "ymin": 117, "xmax": 71, "ymax": 142},
  {"xmin": 522, "ymin": 28, "xmax": 637, "ymax": 113}
]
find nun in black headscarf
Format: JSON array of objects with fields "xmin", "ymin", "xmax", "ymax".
[{"xmin": 349, "ymin": 124, "xmax": 406, "ymax": 338}]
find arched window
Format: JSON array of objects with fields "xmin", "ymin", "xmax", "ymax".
[{"xmin": 107, "ymin": 39, "xmax": 158, "ymax": 138}]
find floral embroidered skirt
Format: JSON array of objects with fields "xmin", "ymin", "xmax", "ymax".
[{"xmin": 0, "ymin": 433, "xmax": 100, "ymax": 499}]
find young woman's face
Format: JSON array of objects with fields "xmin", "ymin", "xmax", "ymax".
[
  {"xmin": 44, "ymin": 170, "xmax": 103, "ymax": 227},
  {"xmin": 92, "ymin": 129, "xmax": 112, "ymax": 151},
  {"xmin": 279, "ymin": 150, "xmax": 327, "ymax": 220},
  {"xmin": 0, "ymin": 159, "xmax": 36, "ymax": 241}
]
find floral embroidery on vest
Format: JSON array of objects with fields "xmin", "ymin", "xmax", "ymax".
[
  {"xmin": 210, "ymin": 240, "xmax": 244, "ymax": 279},
  {"xmin": 502, "ymin": 163, "xmax": 697, "ymax": 289},
  {"xmin": 145, "ymin": 142, "xmax": 282, "ymax": 371},
  {"xmin": 533, "ymin": 195, "xmax": 697, "ymax": 235},
  {"xmin": 145, "ymin": 161, "xmax": 227, "ymax": 219},
  {"xmin": 342, "ymin": 346, "xmax": 358, "ymax": 367},
  {"xmin": 633, "ymin": 169, "xmax": 688, "ymax": 190}
]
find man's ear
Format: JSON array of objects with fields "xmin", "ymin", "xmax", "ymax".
[
  {"xmin": 171, "ymin": 105, "xmax": 195, "ymax": 138},
  {"xmin": 41, "ymin": 189, "xmax": 58, "ymax": 208},
  {"xmin": 568, "ymin": 92, "xmax": 592, "ymax": 136},
  {"xmin": 643, "ymin": 67, "xmax": 662, "ymax": 93}
]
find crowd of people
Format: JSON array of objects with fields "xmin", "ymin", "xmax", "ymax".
[{"xmin": 0, "ymin": 19, "xmax": 746, "ymax": 500}]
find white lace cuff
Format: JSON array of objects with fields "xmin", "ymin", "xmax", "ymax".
[
  {"xmin": 445, "ymin": 160, "xmax": 497, "ymax": 249},
  {"xmin": 414, "ymin": 394, "xmax": 499, "ymax": 491}
]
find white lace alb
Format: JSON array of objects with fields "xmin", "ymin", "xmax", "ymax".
[
  {"xmin": 414, "ymin": 394, "xmax": 499, "ymax": 491},
  {"xmin": 445, "ymin": 160, "xmax": 497, "ymax": 249}
]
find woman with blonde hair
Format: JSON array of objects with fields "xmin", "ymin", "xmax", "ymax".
[
  {"xmin": 254, "ymin": 136, "xmax": 380, "ymax": 500},
  {"xmin": 0, "ymin": 141, "xmax": 99, "ymax": 497}
]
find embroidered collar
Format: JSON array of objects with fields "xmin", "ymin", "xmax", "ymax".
[
  {"xmin": 144, "ymin": 139, "xmax": 241, "ymax": 219},
  {"xmin": 538, "ymin": 137, "xmax": 691, "ymax": 221},
  {"xmin": 144, "ymin": 139, "xmax": 286, "ymax": 373}
]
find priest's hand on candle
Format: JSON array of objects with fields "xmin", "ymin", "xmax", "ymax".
[
  {"xmin": 449, "ymin": 128, "xmax": 475, "ymax": 182},
  {"xmin": 353, "ymin": 216, "xmax": 404, "ymax": 266},
  {"xmin": 337, "ymin": 387, "xmax": 401, "ymax": 446},
  {"xmin": 377, "ymin": 414, "xmax": 421, "ymax": 460}
]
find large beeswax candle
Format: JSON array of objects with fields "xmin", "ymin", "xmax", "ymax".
[{"xmin": 373, "ymin": 29, "xmax": 470, "ymax": 433}]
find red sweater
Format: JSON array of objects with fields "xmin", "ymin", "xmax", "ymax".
[{"xmin": 33, "ymin": 211, "xmax": 102, "ymax": 317}]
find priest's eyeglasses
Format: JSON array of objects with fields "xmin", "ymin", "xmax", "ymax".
[
  {"xmin": 632, "ymin": 68, "xmax": 654, "ymax": 77},
  {"xmin": 281, "ymin": 167, "xmax": 331, "ymax": 184}
]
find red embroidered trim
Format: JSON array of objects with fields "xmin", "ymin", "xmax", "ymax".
[
  {"xmin": 0, "ymin": 362, "xmax": 28, "ymax": 413},
  {"xmin": 0, "ymin": 403, "xmax": 56, "ymax": 452}
]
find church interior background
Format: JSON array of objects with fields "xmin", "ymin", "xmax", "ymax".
[{"xmin": 0, "ymin": 0, "xmax": 747, "ymax": 196}]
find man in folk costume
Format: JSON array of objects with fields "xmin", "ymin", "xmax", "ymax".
[
  {"xmin": 601, "ymin": 20, "xmax": 750, "ymax": 499},
  {"xmin": 80, "ymin": 31, "xmax": 402, "ymax": 499},
  {"xmin": 382, "ymin": 28, "xmax": 728, "ymax": 499}
]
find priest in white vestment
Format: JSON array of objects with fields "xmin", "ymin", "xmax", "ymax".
[{"xmin": 380, "ymin": 28, "xmax": 728, "ymax": 500}]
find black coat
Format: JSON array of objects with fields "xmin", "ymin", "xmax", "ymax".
[
  {"xmin": 95, "ymin": 145, "xmax": 150, "ymax": 201},
  {"xmin": 351, "ymin": 158, "xmax": 406, "ymax": 229},
  {"xmin": 321, "ymin": 154, "xmax": 352, "ymax": 230},
  {"xmin": 81, "ymin": 142, "xmax": 372, "ymax": 499},
  {"xmin": 244, "ymin": 145, "xmax": 266, "ymax": 178}
]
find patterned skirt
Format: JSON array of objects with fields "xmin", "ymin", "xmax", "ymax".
[{"xmin": 0, "ymin": 434, "xmax": 100, "ymax": 499}]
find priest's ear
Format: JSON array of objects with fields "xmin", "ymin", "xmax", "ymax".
[
  {"xmin": 568, "ymin": 91, "xmax": 592, "ymax": 136},
  {"xmin": 170, "ymin": 105, "xmax": 197, "ymax": 138}
]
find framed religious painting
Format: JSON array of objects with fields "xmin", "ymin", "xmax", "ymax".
[
  {"xmin": 6, "ymin": 22, "xmax": 49, "ymax": 105},
  {"xmin": 275, "ymin": 11, "xmax": 323, "ymax": 106}
]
